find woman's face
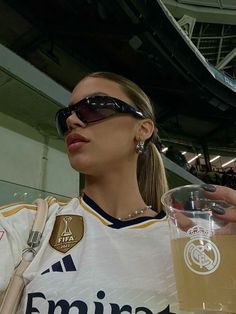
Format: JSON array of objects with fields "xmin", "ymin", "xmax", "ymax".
[{"xmin": 66, "ymin": 76, "xmax": 144, "ymax": 175}]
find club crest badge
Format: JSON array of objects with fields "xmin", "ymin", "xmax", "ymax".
[
  {"xmin": 184, "ymin": 225, "xmax": 221, "ymax": 275},
  {"xmin": 49, "ymin": 215, "xmax": 84, "ymax": 253}
]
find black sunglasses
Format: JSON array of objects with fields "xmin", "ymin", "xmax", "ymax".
[{"xmin": 55, "ymin": 95, "xmax": 145, "ymax": 136}]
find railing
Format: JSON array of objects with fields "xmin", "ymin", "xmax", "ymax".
[{"xmin": 0, "ymin": 179, "xmax": 70, "ymax": 206}]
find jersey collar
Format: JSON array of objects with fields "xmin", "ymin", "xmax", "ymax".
[{"xmin": 81, "ymin": 193, "xmax": 166, "ymax": 229}]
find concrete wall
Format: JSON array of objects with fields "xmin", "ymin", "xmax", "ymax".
[{"xmin": 0, "ymin": 112, "xmax": 80, "ymax": 203}]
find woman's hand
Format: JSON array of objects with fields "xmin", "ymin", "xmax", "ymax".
[
  {"xmin": 169, "ymin": 185, "xmax": 236, "ymax": 233},
  {"xmin": 202, "ymin": 184, "xmax": 236, "ymax": 223},
  {"xmin": 201, "ymin": 184, "xmax": 236, "ymax": 235}
]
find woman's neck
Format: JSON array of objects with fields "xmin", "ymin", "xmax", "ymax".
[{"xmin": 83, "ymin": 169, "xmax": 147, "ymax": 219}]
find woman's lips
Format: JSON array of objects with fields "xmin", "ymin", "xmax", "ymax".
[
  {"xmin": 67, "ymin": 140, "xmax": 89, "ymax": 151},
  {"xmin": 66, "ymin": 133, "xmax": 89, "ymax": 152}
]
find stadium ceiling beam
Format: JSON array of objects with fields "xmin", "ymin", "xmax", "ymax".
[
  {"xmin": 216, "ymin": 48, "xmax": 236, "ymax": 70},
  {"xmin": 163, "ymin": 0, "xmax": 236, "ymax": 25},
  {"xmin": 0, "ymin": 43, "xmax": 69, "ymax": 106}
]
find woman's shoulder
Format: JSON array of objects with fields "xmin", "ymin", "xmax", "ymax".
[
  {"xmin": 0, "ymin": 196, "xmax": 70, "ymax": 220},
  {"xmin": 0, "ymin": 201, "xmax": 38, "ymax": 218}
]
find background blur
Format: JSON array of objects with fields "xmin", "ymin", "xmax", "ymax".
[{"xmin": 0, "ymin": 0, "xmax": 235, "ymax": 204}]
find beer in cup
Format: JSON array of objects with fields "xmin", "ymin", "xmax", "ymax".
[{"xmin": 161, "ymin": 184, "xmax": 236, "ymax": 313}]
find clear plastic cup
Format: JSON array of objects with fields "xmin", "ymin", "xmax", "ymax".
[{"xmin": 161, "ymin": 184, "xmax": 236, "ymax": 313}]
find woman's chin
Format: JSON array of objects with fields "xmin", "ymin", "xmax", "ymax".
[{"xmin": 69, "ymin": 156, "xmax": 90, "ymax": 172}]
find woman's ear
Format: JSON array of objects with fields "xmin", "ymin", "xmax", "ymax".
[{"xmin": 135, "ymin": 119, "xmax": 154, "ymax": 141}]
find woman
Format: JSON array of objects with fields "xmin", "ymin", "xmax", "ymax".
[{"xmin": 0, "ymin": 72, "xmax": 236, "ymax": 314}]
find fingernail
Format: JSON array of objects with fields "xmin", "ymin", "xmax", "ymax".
[
  {"xmin": 201, "ymin": 184, "xmax": 216, "ymax": 192},
  {"xmin": 209, "ymin": 204, "xmax": 225, "ymax": 215}
]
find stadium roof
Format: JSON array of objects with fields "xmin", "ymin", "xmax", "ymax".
[{"xmin": 0, "ymin": 0, "xmax": 235, "ymax": 156}]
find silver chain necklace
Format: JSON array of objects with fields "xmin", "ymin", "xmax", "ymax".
[{"xmin": 117, "ymin": 205, "xmax": 152, "ymax": 221}]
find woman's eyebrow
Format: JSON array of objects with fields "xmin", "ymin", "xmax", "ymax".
[{"xmin": 87, "ymin": 92, "xmax": 109, "ymax": 97}]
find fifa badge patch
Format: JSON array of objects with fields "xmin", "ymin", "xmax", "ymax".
[{"xmin": 49, "ymin": 215, "xmax": 84, "ymax": 253}]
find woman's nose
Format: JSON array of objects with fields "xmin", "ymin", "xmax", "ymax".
[{"xmin": 66, "ymin": 112, "xmax": 87, "ymax": 131}]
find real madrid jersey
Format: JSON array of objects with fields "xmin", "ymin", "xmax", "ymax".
[{"xmin": 0, "ymin": 194, "xmax": 174, "ymax": 314}]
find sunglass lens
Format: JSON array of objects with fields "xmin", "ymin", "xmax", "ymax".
[
  {"xmin": 79, "ymin": 105, "xmax": 114, "ymax": 123},
  {"xmin": 55, "ymin": 99, "xmax": 117, "ymax": 136},
  {"xmin": 56, "ymin": 110, "xmax": 70, "ymax": 136}
]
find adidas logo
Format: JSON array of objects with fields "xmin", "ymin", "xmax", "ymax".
[{"xmin": 41, "ymin": 254, "xmax": 76, "ymax": 275}]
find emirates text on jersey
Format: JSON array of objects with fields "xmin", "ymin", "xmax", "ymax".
[{"xmin": 26, "ymin": 289, "xmax": 160, "ymax": 314}]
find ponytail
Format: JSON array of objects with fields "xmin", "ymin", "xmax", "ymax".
[{"xmin": 137, "ymin": 143, "xmax": 168, "ymax": 212}]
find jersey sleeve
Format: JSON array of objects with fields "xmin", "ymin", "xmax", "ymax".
[{"xmin": 0, "ymin": 202, "xmax": 38, "ymax": 292}]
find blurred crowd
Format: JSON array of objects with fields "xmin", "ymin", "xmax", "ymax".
[
  {"xmin": 165, "ymin": 146, "xmax": 189, "ymax": 170},
  {"xmin": 164, "ymin": 145, "xmax": 236, "ymax": 190},
  {"xmin": 196, "ymin": 167, "xmax": 236, "ymax": 190}
]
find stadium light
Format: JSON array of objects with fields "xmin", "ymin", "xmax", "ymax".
[
  {"xmin": 222, "ymin": 158, "xmax": 236, "ymax": 168},
  {"xmin": 210, "ymin": 155, "xmax": 220, "ymax": 163},
  {"xmin": 188, "ymin": 153, "xmax": 201, "ymax": 164}
]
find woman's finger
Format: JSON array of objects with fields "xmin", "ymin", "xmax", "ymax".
[
  {"xmin": 170, "ymin": 211, "xmax": 194, "ymax": 232},
  {"xmin": 213, "ymin": 207, "xmax": 236, "ymax": 223},
  {"xmin": 202, "ymin": 184, "xmax": 236, "ymax": 222},
  {"xmin": 202, "ymin": 184, "xmax": 236, "ymax": 205}
]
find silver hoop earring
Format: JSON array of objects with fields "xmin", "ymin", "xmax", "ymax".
[{"xmin": 136, "ymin": 140, "xmax": 145, "ymax": 154}]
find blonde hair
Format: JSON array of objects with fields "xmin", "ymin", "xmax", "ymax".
[{"xmin": 85, "ymin": 72, "xmax": 168, "ymax": 211}]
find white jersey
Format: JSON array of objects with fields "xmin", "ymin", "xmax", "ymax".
[{"xmin": 0, "ymin": 194, "xmax": 174, "ymax": 314}]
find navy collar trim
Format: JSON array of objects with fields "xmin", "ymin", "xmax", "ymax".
[{"xmin": 82, "ymin": 193, "xmax": 166, "ymax": 229}]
